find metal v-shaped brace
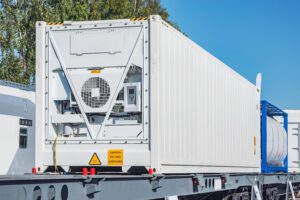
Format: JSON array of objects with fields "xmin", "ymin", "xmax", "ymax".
[
  {"xmin": 96, "ymin": 27, "xmax": 144, "ymax": 138},
  {"xmin": 49, "ymin": 32, "xmax": 96, "ymax": 139}
]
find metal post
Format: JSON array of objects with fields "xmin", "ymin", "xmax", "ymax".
[
  {"xmin": 251, "ymin": 184, "xmax": 262, "ymax": 200},
  {"xmin": 261, "ymin": 101, "xmax": 268, "ymax": 173},
  {"xmin": 284, "ymin": 113, "xmax": 289, "ymax": 172},
  {"xmin": 286, "ymin": 180, "xmax": 296, "ymax": 200}
]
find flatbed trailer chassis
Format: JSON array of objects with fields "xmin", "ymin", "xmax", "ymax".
[{"xmin": 0, "ymin": 173, "xmax": 300, "ymax": 200}]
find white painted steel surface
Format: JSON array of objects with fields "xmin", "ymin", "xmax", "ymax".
[
  {"xmin": 150, "ymin": 16, "xmax": 261, "ymax": 173},
  {"xmin": 36, "ymin": 16, "xmax": 261, "ymax": 173},
  {"xmin": 266, "ymin": 117, "xmax": 287, "ymax": 166},
  {"xmin": 0, "ymin": 81, "xmax": 35, "ymax": 175},
  {"xmin": 284, "ymin": 110, "xmax": 300, "ymax": 172}
]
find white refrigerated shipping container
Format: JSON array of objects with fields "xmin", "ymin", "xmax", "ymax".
[
  {"xmin": 284, "ymin": 110, "xmax": 300, "ymax": 173},
  {"xmin": 35, "ymin": 15, "xmax": 261, "ymax": 173}
]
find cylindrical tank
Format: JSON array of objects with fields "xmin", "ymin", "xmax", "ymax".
[{"xmin": 267, "ymin": 117, "xmax": 287, "ymax": 166}]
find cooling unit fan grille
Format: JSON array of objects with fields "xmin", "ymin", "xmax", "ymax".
[{"xmin": 81, "ymin": 77, "xmax": 110, "ymax": 108}]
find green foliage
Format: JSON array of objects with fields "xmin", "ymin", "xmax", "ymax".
[{"xmin": 0, "ymin": 0, "xmax": 178, "ymax": 84}]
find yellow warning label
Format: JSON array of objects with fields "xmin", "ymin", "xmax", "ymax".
[
  {"xmin": 108, "ymin": 149, "xmax": 124, "ymax": 166},
  {"xmin": 90, "ymin": 69, "xmax": 101, "ymax": 74},
  {"xmin": 89, "ymin": 153, "xmax": 101, "ymax": 165}
]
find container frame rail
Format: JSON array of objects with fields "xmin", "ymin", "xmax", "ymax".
[{"xmin": 1, "ymin": 173, "xmax": 300, "ymax": 200}]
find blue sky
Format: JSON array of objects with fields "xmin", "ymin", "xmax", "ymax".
[{"xmin": 162, "ymin": 0, "xmax": 300, "ymax": 109}]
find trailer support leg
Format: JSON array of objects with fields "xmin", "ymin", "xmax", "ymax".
[
  {"xmin": 286, "ymin": 180, "xmax": 296, "ymax": 200},
  {"xmin": 251, "ymin": 184, "xmax": 262, "ymax": 200}
]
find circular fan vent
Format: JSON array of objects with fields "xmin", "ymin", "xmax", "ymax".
[{"xmin": 81, "ymin": 77, "xmax": 110, "ymax": 108}]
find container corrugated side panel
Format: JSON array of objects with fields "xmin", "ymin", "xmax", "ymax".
[{"xmin": 150, "ymin": 17, "xmax": 261, "ymax": 173}]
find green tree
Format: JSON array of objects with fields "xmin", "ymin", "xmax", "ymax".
[{"xmin": 0, "ymin": 0, "xmax": 178, "ymax": 84}]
